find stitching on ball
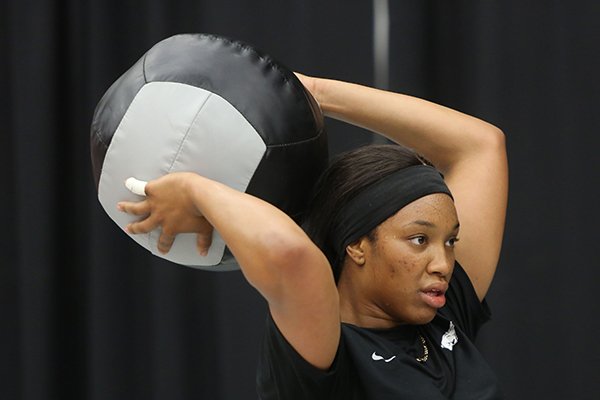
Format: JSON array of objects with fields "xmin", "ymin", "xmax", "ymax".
[{"xmin": 166, "ymin": 92, "xmax": 213, "ymax": 174}]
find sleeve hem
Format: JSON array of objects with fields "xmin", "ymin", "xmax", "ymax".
[{"xmin": 264, "ymin": 311, "xmax": 343, "ymax": 383}]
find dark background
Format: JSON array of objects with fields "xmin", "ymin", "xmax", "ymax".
[{"xmin": 2, "ymin": 1, "xmax": 599, "ymax": 399}]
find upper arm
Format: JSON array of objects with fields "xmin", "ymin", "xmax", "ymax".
[
  {"xmin": 246, "ymin": 238, "xmax": 341, "ymax": 371},
  {"xmin": 444, "ymin": 128, "xmax": 508, "ymax": 301},
  {"xmin": 190, "ymin": 179, "xmax": 341, "ymax": 371}
]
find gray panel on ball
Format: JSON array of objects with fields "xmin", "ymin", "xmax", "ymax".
[
  {"xmin": 91, "ymin": 55, "xmax": 146, "ymax": 188},
  {"xmin": 98, "ymin": 81, "xmax": 266, "ymax": 269}
]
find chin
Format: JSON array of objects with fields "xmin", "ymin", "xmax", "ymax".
[{"xmin": 408, "ymin": 309, "xmax": 437, "ymax": 325}]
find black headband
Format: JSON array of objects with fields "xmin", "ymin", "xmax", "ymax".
[{"xmin": 332, "ymin": 165, "xmax": 453, "ymax": 264}]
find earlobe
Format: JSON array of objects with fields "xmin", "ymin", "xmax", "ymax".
[{"xmin": 345, "ymin": 238, "xmax": 367, "ymax": 266}]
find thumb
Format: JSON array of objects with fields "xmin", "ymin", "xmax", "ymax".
[{"xmin": 125, "ymin": 177, "xmax": 148, "ymax": 196}]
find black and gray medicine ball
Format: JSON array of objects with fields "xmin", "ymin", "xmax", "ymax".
[{"xmin": 90, "ymin": 33, "xmax": 328, "ymax": 271}]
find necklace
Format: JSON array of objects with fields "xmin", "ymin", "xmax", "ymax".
[{"xmin": 416, "ymin": 334, "xmax": 429, "ymax": 363}]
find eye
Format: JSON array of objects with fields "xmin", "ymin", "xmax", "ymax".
[
  {"xmin": 445, "ymin": 237, "xmax": 460, "ymax": 248},
  {"xmin": 409, "ymin": 235, "xmax": 427, "ymax": 245}
]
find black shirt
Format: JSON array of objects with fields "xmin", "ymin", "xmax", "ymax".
[{"xmin": 256, "ymin": 263, "xmax": 503, "ymax": 399}]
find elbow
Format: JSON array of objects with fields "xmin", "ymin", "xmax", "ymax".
[
  {"xmin": 475, "ymin": 125, "xmax": 508, "ymax": 175},
  {"xmin": 238, "ymin": 220, "xmax": 336, "ymax": 309},
  {"xmin": 246, "ymin": 228, "xmax": 318, "ymax": 291},
  {"xmin": 263, "ymin": 231, "xmax": 315, "ymax": 272},
  {"xmin": 481, "ymin": 124, "xmax": 506, "ymax": 154},
  {"xmin": 440, "ymin": 123, "xmax": 506, "ymax": 172},
  {"xmin": 269, "ymin": 229, "xmax": 331, "ymax": 281},
  {"xmin": 489, "ymin": 126, "xmax": 506, "ymax": 151},
  {"xmin": 487, "ymin": 126, "xmax": 508, "ymax": 168},
  {"xmin": 462, "ymin": 124, "xmax": 506, "ymax": 164}
]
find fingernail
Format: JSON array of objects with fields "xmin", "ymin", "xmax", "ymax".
[
  {"xmin": 200, "ymin": 249, "xmax": 208, "ymax": 257},
  {"xmin": 117, "ymin": 203, "xmax": 124, "ymax": 211}
]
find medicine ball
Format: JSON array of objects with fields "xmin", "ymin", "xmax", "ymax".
[{"xmin": 90, "ymin": 33, "xmax": 328, "ymax": 271}]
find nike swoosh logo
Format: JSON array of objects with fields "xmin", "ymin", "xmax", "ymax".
[{"xmin": 371, "ymin": 351, "xmax": 396, "ymax": 363}]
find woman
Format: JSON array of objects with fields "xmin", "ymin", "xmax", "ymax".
[{"xmin": 118, "ymin": 73, "xmax": 508, "ymax": 399}]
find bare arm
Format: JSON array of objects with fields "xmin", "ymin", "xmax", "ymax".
[
  {"xmin": 298, "ymin": 74, "xmax": 508, "ymax": 301},
  {"xmin": 118, "ymin": 172, "xmax": 340, "ymax": 369}
]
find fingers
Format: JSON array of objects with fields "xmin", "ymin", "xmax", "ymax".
[
  {"xmin": 125, "ymin": 218, "xmax": 158, "ymax": 235},
  {"xmin": 157, "ymin": 232, "xmax": 176, "ymax": 254},
  {"xmin": 155, "ymin": 229, "xmax": 213, "ymax": 256},
  {"xmin": 196, "ymin": 230, "xmax": 213, "ymax": 257},
  {"xmin": 155, "ymin": 230, "xmax": 213, "ymax": 256},
  {"xmin": 120, "ymin": 202, "xmax": 214, "ymax": 257},
  {"xmin": 117, "ymin": 186, "xmax": 214, "ymax": 257},
  {"xmin": 117, "ymin": 201, "xmax": 155, "ymax": 234},
  {"xmin": 117, "ymin": 200, "xmax": 150, "ymax": 216}
]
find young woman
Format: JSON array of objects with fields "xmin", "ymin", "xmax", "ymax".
[{"xmin": 118, "ymin": 73, "xmax": 508, "ymax": 399}]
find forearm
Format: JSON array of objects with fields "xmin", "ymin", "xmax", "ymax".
[
  {"xmin": 186, "ymin": 174, "xmax": 323, "ymax": 296},
  {"xmin": 310, "ymin": 77, "xmax": 503, "ymax": 172}
]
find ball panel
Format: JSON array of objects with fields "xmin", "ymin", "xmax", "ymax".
[
  {"xmin": 169, "ymin": 91, "xmax": 267, "ymax": 190},
  {"xmin": 247, "ymin": 130, "xmax": 329, "ymax": 222},
  {"xmin": 91, "ymin": 55, "xmax": 146, "ymax": 189},
  {"xmin": 98, "ymin": 81, "xmax": 217, "ymax": 263},
  {"xmin": 98, "ymin": 81, "xmax": 266, "ymax": 269},
  {"xmin": 143, "ymin": 34, "xmax": 324, "ymax": 146}
]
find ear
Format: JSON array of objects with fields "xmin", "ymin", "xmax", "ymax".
[{"xmin": 345, "ymin": 237, "xmax": 368, "ymax": 266}]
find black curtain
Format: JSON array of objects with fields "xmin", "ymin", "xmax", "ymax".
[{"xmin": 2, "ymin": 1, "xmax": 598, "ymax": 399}]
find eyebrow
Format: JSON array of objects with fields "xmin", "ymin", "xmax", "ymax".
[{"xmin": 408, "ymin": 220, "xmax": 460, "ymax": 230}]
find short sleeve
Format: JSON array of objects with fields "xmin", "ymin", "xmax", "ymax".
[
  {"xmin": 439, "ymin": 261, "xmax": 492, "ymax": 341},
  {"xmin": 256, "ymin": 312, "xmax": 353, "ymax": 400}
]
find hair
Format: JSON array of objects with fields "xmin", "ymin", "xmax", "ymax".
[{"xmin": 301, "ymin": 144, "xmax": 433, "ymax": 282}]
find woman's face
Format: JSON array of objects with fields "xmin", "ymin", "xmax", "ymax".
[{"xmin": 357, "ymin": 193, "xmax": 459, "ymax": 326}]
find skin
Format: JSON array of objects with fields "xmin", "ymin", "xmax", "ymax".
[
  {"xmin": 338, "ymin": 193, "xmax": 459, "ymax": 329},
  {"xmin": 118, "ymin": 73, "xmax": 508, "ymax": 371}
]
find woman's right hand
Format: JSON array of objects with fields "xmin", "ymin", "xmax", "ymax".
[{"xmin": 117, "ymin": 172, "xmax": 214, "ymax": 255}]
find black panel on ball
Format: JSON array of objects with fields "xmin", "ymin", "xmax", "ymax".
[
  {"xmin": 142, "ymin": 34, "xmax": 325, "ymax": 147},
  {"xmin": 247, "ymin": 132, "xmax": 328, "ymax": 223}
]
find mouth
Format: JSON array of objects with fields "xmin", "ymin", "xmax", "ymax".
[{"xmin": 419, "ymin": 285, "xmax": 447, "ymax": 309}]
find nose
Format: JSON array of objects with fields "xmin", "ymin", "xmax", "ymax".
[{"xmin": 426, "ymin": 245, "xmax": 454, "ymax": 278}]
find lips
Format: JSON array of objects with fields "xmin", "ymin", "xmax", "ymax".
[{"xmin": 420, "ymin": 283, "xmax": 448, "ymax": 309}]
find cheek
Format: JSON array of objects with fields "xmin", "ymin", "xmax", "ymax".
[
  {"xmin": 374, "ymin": 239, "xmax": 422, "ymax": 280},
  {"xmin": 387, "ymin": 252, "xmax": 421, "ymax": 279}
]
